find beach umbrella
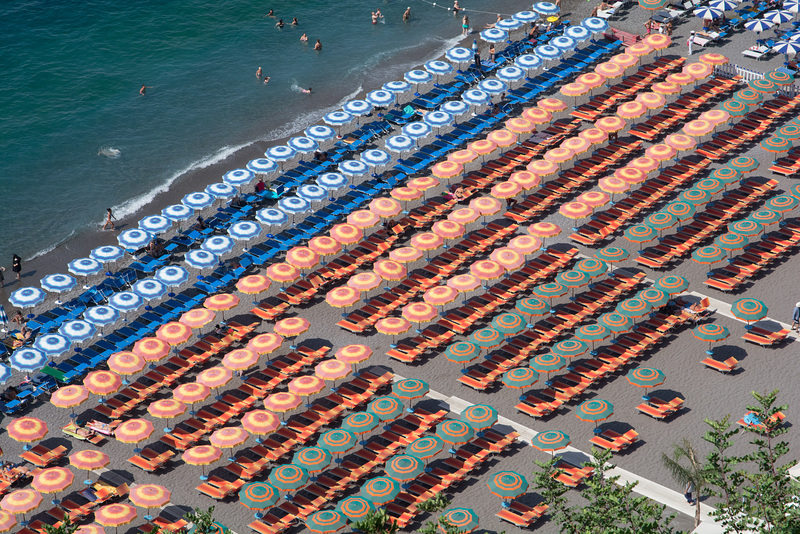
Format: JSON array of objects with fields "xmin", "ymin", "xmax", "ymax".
[
  {"xmin": 432, "ymin": 220, "xmax": 465, "ymax": 240},
  {"xmin": 424, "ymin": 60, "xmax": 453, "ymax": 77},
  {"xmin": 108, "ymin": 291, "xmax": 143, "ymax": 313},
  {"xmin": 335, "ymin": 344, "xmax": 372, "ymax": 366},
  {"xmin": 479, "ymin": 79, "xmax": 508, "ymax": 95},
  {"xmin": 173, "ymin": 382, "xmax": 210, "ymax": 405},
  {"xmin": 360, "ymin": 477, "xmax": 401, "ymax": 506},
  {"xmin": 488, "ymin": 471, "xmax": 528, "ymax": 503},
  {"xmin": 623, "ymin": 224, "xmax": 657, "ymax": 246},
  {"xmin": 582, "ymin": 16, "xmax": 608, "ymax": 32},
  {"xmin": 323, "ymin": 111, "xmax": 354, "ymax": 126},
  {"xmin": 239, "ymin": 482, "xmax": 279, "ymax": 518},
  {"xmin": 209, "ymin": 427, "xmax": 249, "ymax": 451},
  {"xmin": 131, "ymin": 279, "xmax": 167, "ymax": 300},
  {"xmin": 274, "ymin": 316, "xmax": 310, "ymax": 338},
  {"xmin": 526, "ymin": 159, "xmax": 559, "ymax": 178},
  {"xmin": 618, "ymin": 298, "xmax": 652, "ymax": 319},
  {"xmin": 678, "ymin": 189, "xmax": 711, "ymax": 205},
  {"xmin": 182, "ymin": 191, "xmax": 215, "ymax": 210},
  {"xmin": 222, "ymin": 348, "xmax": 259, "ymax": 372},
  {"xmin": 129, "ymin": 484, "xmax": 170, "ymax": 520},
  {"xmin": 117, "ymin": 229, "xmax": 152, "ymax": 250},
  {"xmin": 598, "ymin": 312, "xmax": 633, "ymax": 333},
  {"xmin": 58, "ymin": 319, "xmax": 96, "ymax": 343},
  {"xmin": 497, "ymin": 66, "xmax": 526, "ymax": 83},
  {"xmin": 534, "ymin": 1, "xmax": 560, "ymax": 14},
  {"xmin": 319, "ymin": 429, "xmax": 357, "ymax": 456},
  {"xmin": 68, "ymin": 258, "xmax": 103, "ymax": 278},
  {"xmin": 287, "ymin": 136, "xmax": 319, "ymax": 154},
  {"xmin": 508, "ymin": 234, "xmax": 542, "ymax": 255},
  {"xmin": 462, "ymin": 88, "xmax": 492, "ymax": 107},
  {"xmin": 347, "ymin": 209, "xmax": 380, "ymax": 228},
  {"xmin": 382, "ymin": 80, "xmax": 412, "ymax": 94},
  {"xmin": 373, "ymin": 259, "xmax": 406, "ymax": 281},
  {"xmin": 132, "ymin": 337, "xmax": 169, "ymax": 362},
  {"xmin": 392, "ymin": 378, "xmax": 429, "ymax": 410},
  {"xmin": 626, "ymin": 366, "xmax": 665, "ymax": 400},
  {"xmin": 0, "ymin": 490, "xmax": 42, "ymax": 523},
  {"xmin": 487, "ymin": 129, "xmax": 518, "ymax": 147},
  {"xmin": 69, "ymin": 450, "xmax": 109, "ymax": 485},
  {"xmin": 246, "ymin": 158, "xmax": 278, "ymax": 175},
  {"xmin": 576, "ymin": 399, "xmax": 614, "ymax": 433},
  {"xmin": 575, "ymin": 324, "xmax": 610, "ymax": 352},
  {"xmin": 762, "ymin": 136, "xmax": 793, "ymax": 153},
  {"xmin": 286, "ymin": 246, "xmax": 320, "ymax": 270},
  {"xmin": 10, "ymin": 348, "xmax": 47, "ymax": 373},
  {"xmin": 206, "ymin": 182, "xmax": 237, "ymax": 199},
  {"xmin": 156, "ymin": 321, "xmax": 192, "ymax": 346},
  {"xmin": 50, "ymin": 385, "xmax": 88, "ymax": 415},
  {"xmin": 297, "ymin": 184, "xmax": 327, "ymax": 202},
  {"xmin": 368, "ymin": 396, "xmax": 404, "ymax": 422},
  {"xmin": 423, "ymin": 110, "xmax": 455, "ymax": 128},
  {"xmin": 90, "ymin": 245, "xmax": 124, "ymax": 263},
  {"xmin": 83, "ymin": 370, "xmax": 121, "ymax": 397},
  {"xmin": 468, "ymin": 328, "xmax": 503, "ymax": 350},
  {"xmin": 461, "ymin": 404, "xmax": 498, "ymax": 432},
  {"xmin": 711, "ymin": 167, "xmax": 740, "ymax": 186},
  {"xmin": 529, "ymin": 353, "xmax": 566, "ymax": 380},
  {"xmin": 197, "ymin": 367, "xmax": 232, "ymax": 389},
  {"xmin": 722, "ymin": 99, "xmax": 748, "ymax": 117},
  {"xmin": 236, "ymin": 274, "xmax": 271, "ymax": 295},
  {"xmin": 556, "ymin": 270, "xmax": 589, "ymax": 296},
  {"xmin": 330, "ymin": 223, "xmax": 362, "ymax": 245},
  {"xmin": 780, "ymin": 124, "xmax": 800, "ymax": 140},
  {"xmin": 241, "ymin": 410, "xmax": 279, "ymax": 438},
  {"xmin": 637, "ymin": 288, "xmax": 670, "ymax": 308},
  {"xmin": 446, "ymin": 46, "xmax": 473, "ymax": 63},
  {"xmin": 522, "ymin": 107, "xmax": 551, "ymax": 126},
  {"xmin": 402, "ymin": 122, "xmax": 432, "ymax": 139},
  {"xmin": 447, "ymin": 274, "xmax": 481, "ymax": 293},
  {"xmin": 138, "ymin": 214, "xmax": 172, "ymax": 234},
  {"xmin": 599, "ymin": 177, "xmax": 630, "ymax": 199},
  {"xmin": 439, "ymin": 509, "xmax": 479, "ymax": 533},
  {"xmin": 115, "ymin": 419, "xmax": 153, "ymax": 450},
  {"xmin": 728, "ymin": 220, "xmax": 762, "ymax": 237},
  {"xmin": 336, "ymin": 497, "xmax": 375, "ymax": 522},
  {"xmin": 315, "ymin": 359, "xmax": 352, "ymax": 387},
  {"xmin": 491, "ymin": 312, "xmax": 526, "ymax": 336},
  {"xmin": 424, "ymin": 286, "xmax": 458, "ymax": 308},
  {"xmin": 563, "ymin": 137, "xmax": 593, "ymax": 156},
  {"xmin": 692, "ymin": 245, "xmax": 726, "ymax": 265},
  {"xmin": 40, "ymin": 273, "xmax": 77, "ymax": 296},
  {"xmin": 264, "ymin": 391, "xmax": 302, "ymax": 415},
  {"xmin": 765, "ymin": 9, "xmax": 794, "ymax": 23},
  {"xmin": 693, "ymin": 323, "xmax": 730, "ymax": 355},
  {"xmin": 496, "ymin": 17, "xmax": 524, "ymax": 30},
  {"xmin": 481, "ymin": 28, "xmax": 508, "ymax": 43},
  {"xmin": 665, "ymin": 201, "xmax": 697, "ymax": 221},
  {"xmin": 385, "ymin": 135, "xmax": 415, "ymax": 152},
  {"xmin": 406, "ymin": 436, "xmax": 444, "ymax": 460},
  {"xmin": 470, "ymin": 260, "xmax": 505, "ymax": 282},
  {"xmin": 410, "ymin": 232, "xmax": 443, "ymax": 255},
  {"xmin": 684, "ymin": 62, "xmax": 714, "ymax": 80},
  {"xmin": 515, "ymin": 297, "xmax": 549, "ymax": 318},
  {"xmin": 305, "ymin": 125, "xmax": 336, "ymax": 141},
  {"xmin": 565, "ymin": 25, "xmax": 591, "ymax": 42},
  {"xmin": 552, "ymin": 339, "xmax": 589, "ymax": 359},
  {"xmin": 731, "ymin": 298, "xmax": 768, "ymax": 323},
  {"xmin": 263, "ymin": 145, "xmax": 295, "ymax": 164},
  {"xmin": 715, "ymin": 232, "xmax": 750, "ymax": 254},
  {"xmin": 574, "ymin": 258, "xmax": 608, "ymax": 279},
  {"xmin": 502, "ymin": 367, "xmax": 539, "ymax": 389},
  {"xmin": 375, "ymin": 317, "xmax": 411, "ymax": 347},
  {"xmin": 646, "ymin": 212, "xmax": 677, "ymax": 235},
  {"xmin": 768, "ymin": 194, "xmax": 800, "ymax": 214},
  {"xmin": 402, "ymin": 302, "xmax": 437, "ymax": 326},
  {"xmin": 228, "ymin": 220, "xmax": 262, "ymax": 241},
  {"xmin": 108, "ymin": 350, "xmax": 146, "ymax": 378},
  {"xmin": 694, "ymin": 6, "xmax": 723, "ymax": 18},
  {"xmin": 341, "ymin": 412, "xmax": 379, "ymax": 436},
  {"xmin": 292, "ymin": 446, "xmax": 333, "ymax": 475},
  {"xmin": 728, "ymin": 156, "xmax": 759, "ymax": 173},
  {"xmin": 288, "ymin": 375, "xmax": 325, "ymax": 398},
  {"xmin": 201, "ymin": 235, "xmax": 235, "ymax": 255},
  {"xmin": 361, "ymin": 149, "xmax": 391, "ymax": 167},
  {"xmin": 532, "ymin": 282, "xmax": 567, "ymax": 310},
  {"xmin": 182, "ymin": 445, "xmax": 222, "ymax": 479},
  {"xmin": 384, "ymin": 455, "xmax": 424, "ymax": 483},
  {"xmin": 316, "ymin": 172, "xmax": 348, "ymax": 192},
  {"xmin": 348, "ymin": 272, "xmax": 383, "ymax": 291},
  {"xmin": 774, "ymin": 40, "xmax": 800, "ymax": 56},
  {"xmin": 531, "ymin": 430, "xmax": 571, "ymax": 455},
  {"xmin": 33, "ymin": 333, "xmax": 71, "ymax": 356},
  {"xmin": 155, "ymin": 265, "xmax": 189, "ymax": 286},
  {"xmin": 748, "ymin": 209, "xmax": 781, "ymax": 227}
]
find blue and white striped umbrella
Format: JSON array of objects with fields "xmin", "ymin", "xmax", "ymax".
[
  {"xmin": 298, "ymin": 184, "xmax": 328, "ymax": 201},
  {"xmin": 10, "ymin": 348, "xmax": 47, "ymax": 373},
  {"xmin": 287, "ymin": 136, "xmax": 319, "ymax": 153},
  {"xmin": 785, "ymin": 0, "xmax": 800, "ymax": 12},
  {"xmin": 496, "ymin": 18, "xmax": 524, "ymax": 30},
  {"xmin": 9, "ymin": 287, "xmax": 46, "ymax": 308},
  {"xmin": 774, "ymin": 40, "xmax": 800, "ymax": 55},
  {"xmin": 266, "ymin": 145, "xmax": 297, "ymax": 162},
  {"xmin": 402, "ymin": 122, "xmax": 432, "ymax": 139},
  {"xmin": 90, "ymin": 245, "xmax": 124, "ymax": 263},
  {"xmin": 695, "ymin": 6, "xmax": 723, "ymax": 18},
  {"xmin": 422, "ymin": 110, "xmax": 454, "ymax": 127},
  {"xmin": 441, "ymin": 100, "xmax": 470, "ymax": 115},
  {"xmin": 162, "ymin": 204, "xmax": 194, "ymax": 221},
  {"xmin": 382, "ymin": 80, "xmax": 412, "ymax": 93},
  {"xmin": 462, "ymin": 88, "xmax": 492, "ymax": 106},
  {"xmin": 118, "ymin": 228, "xmax": 153, "ymax": 250},
  {"xmin": 317, "ymin": 172, "xmax": 348, "ymax": 190},
  {"xmin": 478, "ymin": 79, "xmax": 508, "ymax": 94},
  {"xmin": 68, "ymin": 258, "xmax": 103, "ymax": 277},
  {"xmin": 41, "ymin": 273, "xmax": 77, "ymax": 293},
  {"xmin": 0, "ymin": 305, "xmax": 6, "ymax": 327},
  {"xmin": 404, "ymin": 69, "xmax": 433, "ymax": 84},
  {"xmin": 84, "ymin": 305, "xmax": 120, "ymax": 326},
  {"xmin": 305, "ymin": 125, "xmax": 336, "ymax": 141},
  {"xmin": 551, "ymin": 35, "xmax": 576, "ymax": 51},
  {"xmin": 257, "ymin": 207, "xmax": 289, "ymax": 225},
  {"xmin": 223, "ymin": 169, "xmax": 255, "ymax": 187},
  {"xmin": 745, "ymin": 18, "xmax": 774, "ymax": 31},
  {"xmin": 185, "ymin": 249, "xmax": 220, "ymax": 269},
  {"xmin": 58, "ymin": 320, "xmax": 96, "ymax": 343},
  {"xmin": 385, "ymin": 135, "xmax": 416, "ymax": 152},
  {"xmin": 424, "ymin": 60, "xmax": 454, "ymax": 75},
  {"xmin": 343, "ymin": 100, "xmax": 373, "ymax": 116},
  {"xmin": 764, "ymin": 9, "xmax": 793, "ymax": 23},
  {"xmin": 361, "ymin": 149, "xmax": 391, "ymax": 167},
  {"xmin": 323, "ymin": 111, "xmax": 354, "ymax": 126},
  {"xmin": 201, "ymin": 235, "xmax": 235, "ymax": 254},
  {"xmin": 139, "ymin": 215, "xmax": 172, "ymax": 234},
  {"xmin": 480, "ymin": 28, "xmax": 509, "ymax": 43},
  {"xmin": 338, "ymin": 159, "xmax": 370, "ymax": 176},
  {"xmin": 366, "ymin": 90, "xmax": 396, "ymax": 107},
  {"xmin": 182, "ymin": 192, "xmax": 215, "ymax": 209},
  {"xmin": 582, "ymin": 17, "xmax": 609, "ymax": 32},
  {"xmin": 205, "ymin": 182, "xmax": 237, "ymax": 198},
  {"xmin": 247, "ymin": 158, "xmax": 279, "ymax": 174},
  {"xmin": 496, "ymin": 66, "xmax": 526, "ymax": 82},
  {"xmin": 533, "ymin": 2, "xmax": 560, "ymax": 14},
  {"xmin": 565, "ymin": 25, "xmax": 591, "ymax": 41},
  {"xmin": 515, "ymin": 54, "xmax": 543, "ymax": 69},
  {"xmin": 710, "ymin": 0, "xmax": 738, "ymax": 10},
  {"xmin": 535, "ymin": 45, "xmax": 562, "ymax": 60},
  {"xmin": 513, "ymin": 10, "xmax": 539, "ymax": 22},
  {"xmin": 108, "ymin": 291, "xmax": 144, "ymax": 312},
  {"xmin": 132, "ymin": 279, "xmax": 168, "ymax": 300},
  {"xmin": 155, "ymin": 265, "xmax": 190, "ymax": 286},
  {"xmin": 228, "ymin": 221, "xmax": 263, "ymax": 241},
  {"xmin": 279, "ymin": 196, "xmax": 312, "ymax": 214},
  {"xmin": 33, "ymin": 334, "xmax": 71, "ymax": 356},
  {"xmin": 0, "ymin": 365, "xmax": 10, "ymax": 384},
  {"xmin": 446, "ymin": 47, "xmax": 474, "ymax": 63}
]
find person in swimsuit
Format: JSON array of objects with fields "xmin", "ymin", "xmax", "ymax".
[
  {"xmin": 453, "ymin": 1, "xmax": 460, "ymax": 15},
  {"xmin": 403, "ymin": 7, "xmax": 411, "ymax": 21},
  {"xmin": 372, "ymin": 11, "xmax": 378, "ymax": 24},
  {"xmin": 314, "ymin": 39, "xmax": 322, "ymax": 50},
  {"xmin": 263, "ymin": 76, "xmax": 271, "ymax": 84},
  {"xmin": 266, "ymin": 9, "xmax": 274, "ymax": 16},
  {"xmin": 489, "ymin": 44, "xmax": 495, "ymax": 63},
  {"xmin": 139, "ymin": 84, "xmax": 153, "ymax": 95},
  {"xmin": 102, "ymin": 207, "xmax": 116, "ymax": 230},
  {"xmin": 256, "ymin": 67, "xmax": 262, "ymax": 78},
  {"xmin": 300, "ymin": 33, "xmax": 308, "ymax": 42},
  {"xmin": 276, "ymin": 19, "xmax": 284, "ymax": 28},
  {"xmin": 301, "ymin": 87, "xmax": 312, "ymax": 94},
  {"xmin": 462, "ymin": 15, "xmax": 469, "ymax": 35},
  {"xmin": 291, "ymin": 17, "xmax": 298, "ymax": 25}
]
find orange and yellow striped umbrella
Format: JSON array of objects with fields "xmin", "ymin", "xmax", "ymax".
[
  {"xmin": 223, "ymin": 349, "xmax": 259, "ymax": 372},
  {"xmin": 210, "ymin": 427, "xmax": 249, "ymax": 449},
  {"xmin": 560, "ymin": 201, "xmax": 593, "ymax": 220},
  {"xmin": 32, "ymin": 467, "xmax": 73, "ymax": 494},
  {"xmin": 402, "ymin": 302, "xmax": 438, "ymax": 323},
  {"xmin": 527, "ymin": 159, "xmax": 559, "ymax": 177},
  {"xmin": 286, "ymin": 247, "xmax": 320, "ymax": 270},
  {"xmin": 448, "ymin": 207, "xmax": 480, "ymax": 224},
  {"xmin": 369, "ymin": 198, "xmax": 402, "ymax": 218},
  {"xmin": 561, "ymin": 136, "xmax": 591, "ymax": 155},
  {"xmin": 635, "ymin": 92, "xmax": 666, "ymax": 109},
  {"xmin": 132, "ymin": 338, "xmax": 170, "ymax": 362},
  {"xmin": 599, "ymin": 177, "xmax": 630, "ymax": 195},
  {"xmin": 315, "ymin": 359, "xmax": 352, "ymax": 381},
  {"xmin": 347, "ymin": 210, "xmax": 380, "ymax": 229},
  {"xmin": 264, "ymin": 392, "xmax": 302, "ymax": 413},
  {"xmin": 595, "ymin": 116, "xmax": 626, "ymax": 133},
  {"xmin": 388, "ymin": 247, "xmax": 423, "ymax": 264},
  {"xmin": 665, "ymin": 133, "xmax": 697, "ymax": 151},
  {"xmin": 665, "ymin": 72, "xmax": 693, "ymax": 86},
  {"xmin": 683, "ymin": 119, "xmax": 714, "ymax": 137},
  {"xmin": 578, "ymin": 191, "xmax": 610, "ymax": 208},
  {"xmin": 75, "ymin": 524, "xmax": 104, "ymax": 534},
  {"xmin": 544, "ymin": 147, "xmax": 574, "ymax": 164},
  {"xmin": 373, "ymin": 259, "xmax": 407, "ymax": 280},
  {"xmin": 83, "ymin": 370, "xmax": 121, "ymax": 396},
  {"xmin": 0, "ymin": 510, "xmax": 16, "ymax": 532},
  {"xmin": 522, "ymin": 107, "xmax": 552, "ymax": 124},
  {"xmin": 236, "ymin": 274, "xmax": 271, "ymax": 294},
  {"xmin": 560, "ymin": 82, "xmax": 589, "ymax": 98},
  {"xmin": 114, "ymin": 419, "xmax": 153, "ymax": 444},
  {"xmin": 652, "ymin": 81, "xmax": 681, "ymax": 95},
  {"xmin": 699, "ymin": 52, "xmax": 728, "ymax": 65},
  {"xmin": 148, "ymin": 399, "xmax": 187, "ymax": 419},
  {"xmin": 8, "ymin": 417, "xmax": 48, "ymax": 444},
  {"xmin": 431, "ymin": 161, "xmax": 463, "ymax": 179},
  {"xmin": 625, "ymin": 42, "xmax": 653, "ymax": 56},
  {"xmin": 204, "ymin": 293, "xmax": 240, "ymax": 311},
  {"xmin": 375, "ymin": 317, "xmax": 412, "ymax": 336},
  {"xmin": 468, "ymin": 139, "xmax": 498, "ymax": 155},
  {"xmin": 390, "ymin": 186, "xmax": 423, "ymax": 202},
  {"xmin": 241, "ymin": 410, "xmax": 280, "ymax": 435},
  {"xmin": 490, "ymin": 248, "xmax": 524, "ymax": 270},
  {"xmin": 684, "ymin": 62, "xmax": 713, "ymax": 80},
  {"xmin": 1, "ymin": 489, "xmax": 42, "ymax": 514},
  {"xmin": 69, "ymin": 450, "xmax": 110, "ymax": 472},
  {"xmin": 615, "ymin": 167, "xmax": 647, "ymax": 184},
  {"xmin": 487, "ymin": 129, "xmax": 518, "ymax": 147},
  {"xmin": 617, "ymin": 101, "xmax": 646, "ymax": 119},
  {"xmin": 508, "ymin": 235, "xmax": 542, "ymax": 254},
  {"xmin": 179, "ymin": 308, "xmax": 215, "ymax": 329},
  {"xmin": 537, "ymin": 98, "xmax": 567, "ymax": 112},
  {"xmin": 610, "ymin": 53, "xmax": 637, "ymax": 69},
  {"xmin": 50, "ymin": 385, "xmax": 89, "ymax": 409},
  {"xmin": 509, "ymin": 170, "xmax": 540, "ymax": 190},
  {"xmin": 576, "ymin": 72, "xmax": 606, "ymax": 89},
  {"xmin": 197, "ymin": 366, "xmax": 233, "ymax": 389},
  {"xmin": 308, "ymin": 236, "xmax": 341, "ymax": 256},
  {"xmin": 578, "ymin": 127, "xmax": 608, "ymax": 145},
  {"xmin": 594, "ymin": 61, "xmax": 624, "ymax": 79},
  {"xmin": 173, "ymin": 382, "xmax": 210, "ymax": 404},
  {"xmin": 491, "ymin": 181, "xmax": 522, "ymax": 200},
  {"xmin": 423, "ymin": 286, "xmax": 458, "ymax": 306},
  {"xmin": 528, "ymin": 221, "xmax": 561, "ymax": 238},
  {"xmin": 326, "ymin": 286, "xmax": 361, "ymax": 308},
  {"xmin": 95, "ymin": 504, "xmax": 137, "ymax": 528},
  {"xmin": 448, "ymin": 149, "xmax": 479, "ymax": 164},
  {"xmin": 643, "ymin": 33, "xmax": 670, "ymax": 50},
  {"xmin": 182, "ymin": 445, "xmax": 222, "ymax": 473},
  {"xmin": 700, "ymin": 109, "xmax": 729, "ymax": 125},
  {"xmin": 447, "ymin": 274, "xmax": 481, "ymax": 292},
  {"xmin": 266, "ymin": 262, "xmax": 301, "ymax": 283},
  {"xmin": 275, "ymin": 316, "xmax": 310, "ymax": 338},
  {"xmin": 288, "ymin": 375, "xmax": 326, "ymax": 396},
  {"xmin": 156, "ymin": 322, "xmax": 192, "ymax": 345},
  {"xmin": 505, "ymin": 117, "xmax": 536, "ymax": 134},
  {"xmin": 335, "ymin": 344, "xmax": 373, "ymax": 364},
  {"xmin": 432, "ymin": 220, "xmax": 465, "ymax": 240},
  {"xmin": 470, "ymin": 260, "xmax": 505, "ymax": 281},
  {"xmin": 629, "ymin": 156, "xmax": 660, "ymax": 173},
  {"xmin": 130, "ymin": 484, "xmax": 171, "ymax": 509},
  {"xmin": 348, "ymin": 272, "xmax": 383, "ymax": 290},
  {"xmin": 469, "ymin": 196, "xmax": 502, "ymax": 215},
  {"xmin": 247, "ymin": 333, "xmax": 283, "ymax": 355},
  {"xmin": 407, "ymin": 176, "xmax": 440, "ymax": 191},
  {"xmin": 330, "ymin": 223, "xmax": 363, "ymax": 245},
  {"xmin": 410, "ymin": 232, "xmax": 443, "ymax": 251},
  {"xmin": 645, "ymin": 143, "xmax": 676, "ymax": 161}
]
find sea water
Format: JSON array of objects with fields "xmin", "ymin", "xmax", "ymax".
[{"xmin": 0, "ymin": 0, "xmax": 528, "ymax": 263}]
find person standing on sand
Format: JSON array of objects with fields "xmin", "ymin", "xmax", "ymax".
[
  {"xmin": 0, "ymin": 266, "xmax": 4, "ymax": 288},
  {"xmin": 103, "ymin": 208, "xmax": 116, "ymax": 230},
  {"xmin": 688, "ymin": 30, "xmax": 695, "ymax": 55},
  {"xmin": 12, "ymin": 255, "xmax": 21, "ymax": 282},
  {"xmin": 792, "ymin": 302, "xmax": 800, "ymax": 331},
  {"xmin": 403, "ymin": 7, "xmax": 411, "ymax": 21},
  {"xmin": 314, "ymin": 39, "xmax": 322, "ymax": 51}
]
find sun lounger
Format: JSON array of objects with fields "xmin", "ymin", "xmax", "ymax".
[
  {"xmin": 742, "ymin": 325, "xmax": 790, "ymax": 346},
  {"xmin": 496, "ymin": 500, "xmax": 548, "ymax": 527},
  {"xmin": 19, "ymin": 444, "xmax": 67, "ymax": 467},
  {"xmin": 702, "ymin": 356, "xmax": 738, "ymax": 373},
  {"xmin": 737, "ymin": 410, "xmax": 786, "ymax": 432}
]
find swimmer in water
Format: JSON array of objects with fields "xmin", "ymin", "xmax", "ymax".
[
  {"xmin": 300, "ymin": 33, "xmax": 308, "ymax": 42},
  {"xmin": 403, "ymin": 6, "xmax": 411, "ymax": 21},
  {"xmin": 266, "ymin": 9, "xmax": 274, "ymax": 16},
  {"xmin": 291, "ymin": 17, "xmax": 298, "ymax": 25},
  {"xmin": 256, "ymin": 67, "xmax": 262, "ymax": 78},
  {"xmin": 301, "ymin": 87, "xmax": 312, "ymax": 94},
  {"xmin": 453, "ymin": 0, "xmax": 460, "ymax": 15},
  {"xmin": 263, "ymin": 76, "xmax": 271, "ymax": 84},
  {"xmin": 140, "ymin": 84, "xmax": 153, "ymax": 95},
  {"xmin": 314, "ymin": 39, "xmax": 322, "ymax": 50},
  {"xmin": 275, "ymin": 19, "xmax": 284, "ymax": 28},
  {"xmin": 372, "ymin": 11, "xmax": 378, "ymax": 24}
]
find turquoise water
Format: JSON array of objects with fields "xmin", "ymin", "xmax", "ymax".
[{"xmin": 0, "ymin": 0, "xmax": 527, "ymax": 263}]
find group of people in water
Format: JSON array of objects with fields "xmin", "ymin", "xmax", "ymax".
[{"xmin": 259, "ymin": 10, "xmax": 319, "ymax": 91}]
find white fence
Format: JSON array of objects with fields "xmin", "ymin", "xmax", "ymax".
[{"xmin": 714, "ymin": 63, "xmax": 800, "ymax": 96}]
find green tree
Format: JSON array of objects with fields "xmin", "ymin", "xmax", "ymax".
[
  {"xmin": 661, "ymin": 438, "xmax": 707, "ymax": 528},
  {"xmin": 184, "ymin": 507, "xmax": 230, "ymax": 534},
  {"xmin": 416, "ymin": 493, "xmax": 451, "ymax": 513},
  {"xmin": 42, "ymin": 518, "xmax": 80, "ymax": 534},
  {"xmin": 350, "ymin": 508, "xmax": 399, "ymax": 534},
  {"xmin": 417, "ymin": 517, "xmax": 464, "ymax": 534}
]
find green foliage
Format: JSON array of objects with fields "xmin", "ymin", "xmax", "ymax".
[
  {"xmin": 184, "ymin": 507, "xmax": 230, "ymax": 534},
  {"xmin": 42, "ymin": 518, "xmax": 80, "ymax": 534},
  {"xmin": 351, "ymin": 508, "xmax": 399, "ymax": 534},
  {"xmin": 416, "ymin": 493, "xmax": 451, "ymax": 513},
  {"xmin": 661, "ymin": 438, "xmax": 707, "ymax": 527},
  {"xmin": 417, "ymin": 517, "xmax": 464, "ymax": 534}
]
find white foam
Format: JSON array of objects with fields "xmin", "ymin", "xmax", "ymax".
[{"xmin": 29, "ymin": 229, "xmax": 77, "ymax": 261}]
